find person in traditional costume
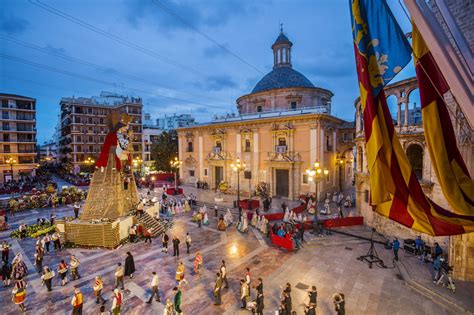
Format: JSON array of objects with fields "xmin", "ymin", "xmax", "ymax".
[
  {"xmin": 175, "ymin": 261, "xmax": 185, "ymax": 286},
  {"xmin": 191, "ymin": 211, "xmax": 199, "ymax": 222},
  {"xmin": 224, "ymin": 209, "xmax": 234, "ymax": 226},
  {"xmin": 184, "ymin": 200, "xmax": 191, "ymax": 212},
  {"xmin": 255, "ymin": 215, "xmax": 261, "ymax": 230},
  {"xmin": 251, "ymin": 213, "xmax": 257, "ymax": 227},
  {"xmin": 261, "ymin": 217, "xmax": 268, "ymax": 235},
  {"xmin": 93, "ymin": 276, "xmax": 105, "ymax": 304},
  {"xmin": 213, "ymin": 272, "xmax": 223, "ymax": 305},
  {"xmin": 283, "ymin": 208, "xmax": 290, "ymax": 222},
  {"xmin": 58, "ymin": 259, "xmax": 68, "ymax": 286},
  {"xmin": 203, "ymin": 212, "xmax": 209, "ymax": 225},
  {"xmin": 162, "ymin": 232, "xmax": 169, "ymax": 253},
  {"xmin": 71, "ymin": 287, "xmax": 83, "ymax": 315},
  {"xmin": 173, "ymin": 287, "xmax": 182, "ymax": 315},
  {"xmin": 238, "ymin": 211, "xmax": 249, "ymax": 233},
  {"xmin": 164, "ymin": 298, "xmax": 174, "ymax": 315},
  {"xmin": 193, "ymin": 252, "xmax": 203, "ymax": 275},
  {"xmin": 11, "ymin": 253, "xmax": 28, "ymax": 280},
  {"xmin": 41, "ymin": 266, "xmax": 55, "ymax": 291},
  {"xmin": 111, "ymin": 289, "xmax": 123, "ymax": 315},
  {"xmin": 124, "ymin": 252, "xmax": 135, "ymax": 279},
  {"xmin": 12, "ymin": 278, "xmax": 27, "ymax": 312},
  {"xmin": 217, "ymin": 215, "xmax": 226, "ymax": 231},
  {"xmin": 70, "ymin": 255, "xmax": 81, "ymax": 280}
]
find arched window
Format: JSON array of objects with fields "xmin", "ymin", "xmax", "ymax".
[
  {"xmin": 407, "ymin": 89, "xmax": 422, "ymax": 125},
  {"xmin": 407, "ymin": 144, "xmax": 423, "ymax": 180},
  {"xmin": 386, "ymin": 95, "xmax": 398, "ymax": 124}
]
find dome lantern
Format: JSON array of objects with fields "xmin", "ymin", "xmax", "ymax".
[{"xmin": 271, "ymin": 25, "xmax": 293, "ymax": 69}]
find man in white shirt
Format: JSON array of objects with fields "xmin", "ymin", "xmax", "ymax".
[
  {"xmin": 146, "ymin": 272, "xmax": 161, "ymax": 304},
  {"xmin": 220, "ymin": 260, "xmax": 229, "ymax": 289}
]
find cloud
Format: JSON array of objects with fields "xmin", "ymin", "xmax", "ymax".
[
  {"xmin": 0, "ymin": 12, "xmax": 30, "ymax": 34},
  {"xmin": 300, "ymin": 46, "xmax": 355, "ymax": 78},
  {"xmin": 124, "ymin": 0, "xmax": 257, "ymax": 31},
  {"xmin": 193, "ymin": 75, "xmax": 237, "ymax": 92}
]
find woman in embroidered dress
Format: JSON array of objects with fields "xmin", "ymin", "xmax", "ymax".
[
  {"xmin": 193, "ymin": 252, "xmax": 203, "ymax": 275},
  {"xmin": 203, "ymin": 212, "xmax": 209, "ymax": 225}
]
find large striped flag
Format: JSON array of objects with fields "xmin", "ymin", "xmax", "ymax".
[
  {"xmin": 349, "ymin": 0, "xmax": 474, "ymax": 235},
  {"xmin": 412, "ymin": 24, "xmax": 474, "ymax": 217}
]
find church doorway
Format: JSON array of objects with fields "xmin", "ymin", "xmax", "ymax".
[
  {"xmin": 214, "ymin": 166, "xmax": 223, "ymax": 189},
  {"xmin": 275, "ymin": 169, "xmax": 289, "ymax": 198}
]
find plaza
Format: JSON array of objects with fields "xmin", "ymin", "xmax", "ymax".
[
  {"xmin": 1, "ymin": 0, "xmax": 473, "ymax": 314},
  {"xmin": 0, "ymin": 183, "xmax": 473, "ymax": 315}
]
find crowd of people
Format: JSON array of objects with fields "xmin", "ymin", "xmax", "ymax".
[
  {"xmin": 2, "ymin": 177, "xmax": 455, "ymax": 315},
  {"xmin": 305, "ymin": 191, "xmax": 354, "ymax": 216},
  {"xmin": 0, "ymin": 172, "xmax": 54, "ymax": 195}
]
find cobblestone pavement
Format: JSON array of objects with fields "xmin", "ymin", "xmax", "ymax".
[{"xmin": 1, "ymin": 188, "xmax": 472, "ymax": 315}]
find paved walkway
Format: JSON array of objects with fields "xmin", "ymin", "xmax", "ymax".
[{"xmin": 1, "ymin": 187, "xmax": 473, "ymax": 315}]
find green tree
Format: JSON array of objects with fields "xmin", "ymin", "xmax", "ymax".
[{"xmin": 151, "ymin": 130, "xmax": 178, "ymax": 172}]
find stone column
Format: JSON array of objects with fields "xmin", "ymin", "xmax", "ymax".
[
  {"xmin": 236, "ymin": 133, "xmax": 241, "ymax": 157},
  {"xmin": 178, "ymin": 136, "xmax": 183, "ymax": 179},
  {"xmin": 404, "ymin": 101, "xmax": 409, "ymax": 126},
  {"xmin": 333, "ymin": 130, "xmax": 337, "ymax": 187},
  {"xmin": 310, "ymin": 127, "xmax": 317, "ymax": 193},
  {"xmin": 253, "ymin": 132, "xmax": 259, "ymax": 190},
  {"xmin": 198, "ymin": 135, "xmax": 203, "ymax": 181},
  {"xmin": 397, "ymin": 102, "xmax": 402, "ymax": 127}
]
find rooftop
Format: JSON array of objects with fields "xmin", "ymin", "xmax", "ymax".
[{"xmin": 251, "ymin": 66, "xmax": 315, "ymax": 94}]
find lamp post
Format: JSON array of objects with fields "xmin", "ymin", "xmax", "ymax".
[
  {"xmin": 132, "ymin": 156, "xmax": 143, "ymax": 173},
  {"xmin": 5, "ymin": 157, "xmax": 17, "ymax": 182},
  {"xmin": 231, "ymin": 158, "xmax": 246, "ymax": 209},
  {"xmin": 83, "ymin": 156, "xmax": 95, "ymax": 173},
  {"xmin": 336, "ymin": 155, "xmax": 345, "ymax": 191},
  {"xmin": 170, "ymin": 157, "xmax": 183, "ymax": 194},
  {"xmin": 306, "ymin": 161, "xmax": 329, "ymax": 203}
]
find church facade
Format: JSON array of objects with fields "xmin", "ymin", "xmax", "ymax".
[{"xmin": 177, "ymin": 31, "xmax": 355, "ymax": 200}]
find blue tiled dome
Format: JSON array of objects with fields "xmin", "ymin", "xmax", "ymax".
[{"xmin": 251, "ymin": 67, "xmax": 315, "ymax": 94}]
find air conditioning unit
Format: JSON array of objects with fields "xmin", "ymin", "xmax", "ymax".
[
  {"xmin": 213, "ymin": 147, "xmax": 221, "ymax": 154},
  {"xmin": 276, "ymin": 145, "xmax": 287, "ymax": 154}
]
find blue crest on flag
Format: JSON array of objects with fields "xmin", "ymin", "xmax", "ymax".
[{"xmin": 350, "ymin": 0, "xmax": 412, "ymax": 96}]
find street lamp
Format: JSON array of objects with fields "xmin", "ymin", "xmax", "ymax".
[
  {"xmin": 170, "ymin": 157, "xmax": 183, "ymax": 194},
  {"xmin": 132, "ymin": 156, "xmax": 143, "ymax": 171},
  {"xmin": 231, "ymin": 158, "xmax": 246, "ymax": 210},
  {"xmin": 83, "ymin": 157, "xmax": 95, "ymax": 173},
  {"xmin": 306, "ymin": 161, "xmax": 329, "ymax": 202},
  {"xmin": 336, "ymin": 155, "xmax": 345, "ymax": 191},
  {"xmin": 5, "ymin": 157, "xmax": 17, "ymax": 182}
]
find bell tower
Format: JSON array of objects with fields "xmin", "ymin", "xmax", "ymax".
[{"xmin": 272, "ymin": 25, "xmax": 293, "ymax": 69}]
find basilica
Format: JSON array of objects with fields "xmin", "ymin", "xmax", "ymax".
[{"xmin": 177, "ymin": 30, "xmax": 355, "ymax": 200}]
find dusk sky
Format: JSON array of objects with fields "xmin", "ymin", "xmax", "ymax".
[{"xmin": 0, "ymin": 0, "xmax": 417, "ymax": 144}]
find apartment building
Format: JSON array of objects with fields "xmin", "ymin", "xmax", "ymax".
[
  {"xmin": 59, "ymin": 92, "xmax": 143, "ymax": 173},
  {"xmin": 0, "ymin": 93, "xmax": 37, "ymax": 183}
]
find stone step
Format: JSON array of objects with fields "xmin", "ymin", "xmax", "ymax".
[{"xmin": 135, "ymin": 212, "xmax": 173, "ymax": 236}]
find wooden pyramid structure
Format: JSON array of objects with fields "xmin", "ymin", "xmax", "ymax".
[
  {"xmin": 80, "ymin": 146, "xmax": 139, "ymax": 220},
  {"xmin": 80, "ymin": 112, "xmax": 139, "ymax": 221}
]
